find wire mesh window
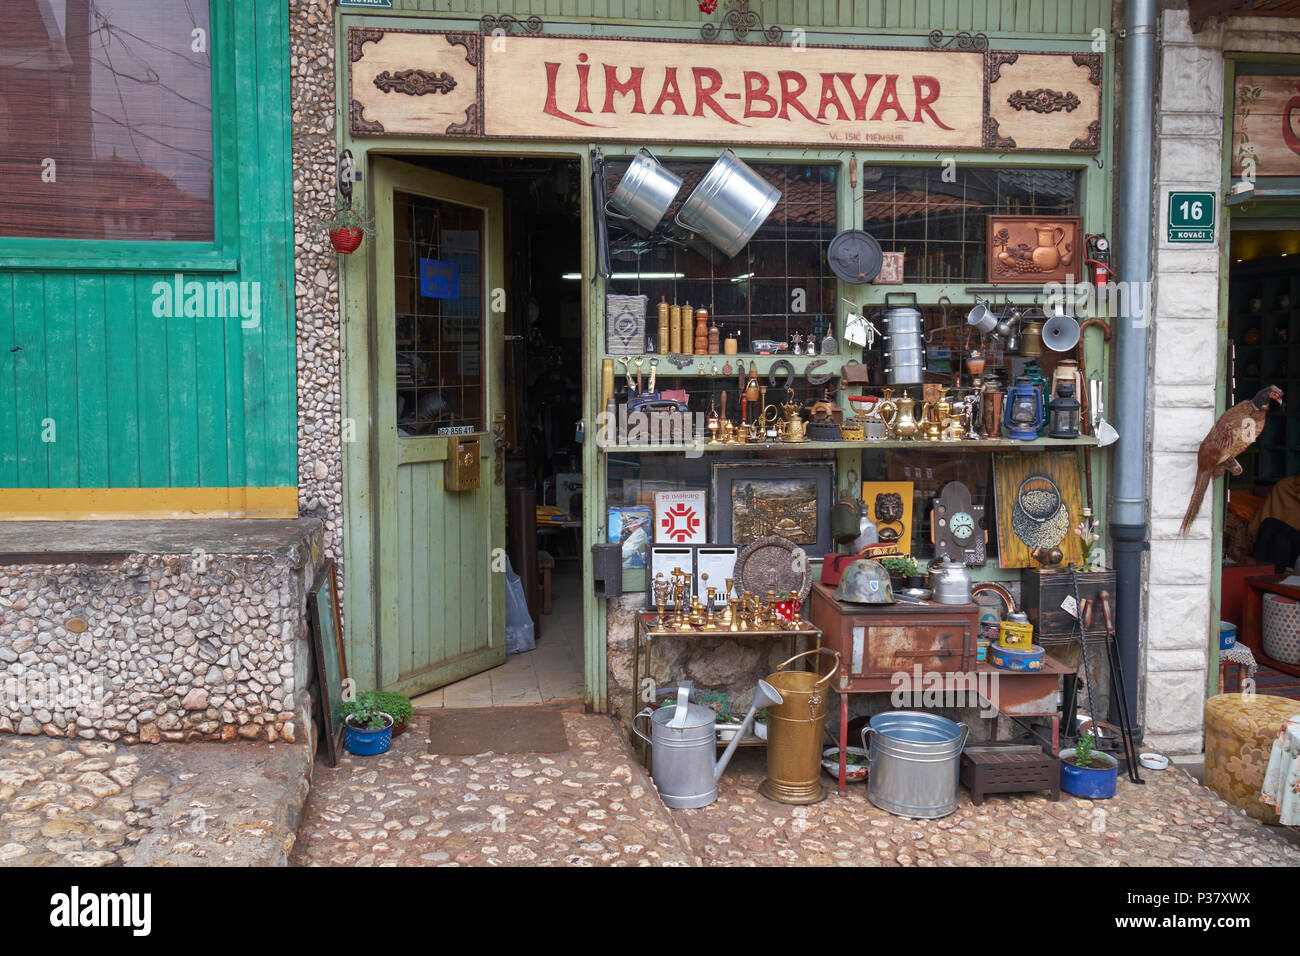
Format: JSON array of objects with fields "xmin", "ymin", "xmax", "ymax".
[
  {"xmin": 393, "ymin": 191, "xmax": 485, "ymax": 436},
  {"xmin": 0, "ymin": 0, "xmax": 214, "ymax": 241},
  {"xmin": 603, "ymin": 160, "xmax": 837, "ymax": 350},
  {"xmin": 862, "ymin": 167, "xmax": 1080, "ymax": 283}
]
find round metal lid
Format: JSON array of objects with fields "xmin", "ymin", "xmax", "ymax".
[{"xmin": 827, "ymin": 229, "xmax": 884, "ymax": 284}]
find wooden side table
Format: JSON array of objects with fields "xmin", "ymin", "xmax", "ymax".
[{"xmin": 1241, "ymin": 575, "xmax": 1300, "ymax": 678}]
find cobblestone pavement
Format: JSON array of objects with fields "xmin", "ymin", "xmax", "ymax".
[
  {"xmin": 291, "ymin": 713, "xmax": 694, "ymax": 866},
  {"xmin": 0, "ymin": 734, "xmax": 311, "ymax": 866},
  {"xmin": 294, "ymin": 716, "xmax": 1298, "ymax": 867},
  {"xmin": 670, "ymin": 749, "xmax": 1300, "ymax": 866}
]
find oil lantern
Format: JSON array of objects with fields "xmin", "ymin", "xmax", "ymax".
[
  {"xmin": 1048, "ymin": 382, "xmax": 1081, "ymax": 439},
  {"xmin": 1003, "ymin": 379, "xmax": 1044, "ymax": 440}
]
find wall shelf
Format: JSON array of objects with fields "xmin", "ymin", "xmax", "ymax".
[{"xmin": 597, "ymin": 437, "xmax": 1097, "ymax": 454}]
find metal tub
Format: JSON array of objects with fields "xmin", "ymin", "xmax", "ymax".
[
  {"xmin": 861, "ymin": 711, "xmax": 969, "ymax": 819},
  {"xmin": 676, "ymin": 149, "xmax": 781, "ymax": 258},
  {"xmin": 608, "ymin": 148, "xmax": 682, "ymax": 233}
]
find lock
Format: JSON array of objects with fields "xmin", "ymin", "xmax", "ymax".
[
  {"xmin": 575, "ymin": 419, "xmax": 585, "ymax": 444},
  {"xmin": 445, "ymin": 435, "xmax": 481, "ymax": 491}
]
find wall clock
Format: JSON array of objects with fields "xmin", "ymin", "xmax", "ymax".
[{"xmin": 932, "ymin": 480, "xmax": 986, "ymax": 567}]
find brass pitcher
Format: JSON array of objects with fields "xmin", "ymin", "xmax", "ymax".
[
  {"xmin": 920, "ymin": 401, "xmax": 942, "ymax": 441},
  {"xmin": 779, "ymin": 397, "xmax": 808, "ymax": 442},
  {"xmin": 892, "ymin": 393, "xmax": 921, "ymax": 439}
]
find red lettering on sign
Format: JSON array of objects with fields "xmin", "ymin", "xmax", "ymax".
[
  {"xmin": 650, "ymin": 67, "xmax": 687, "ymax": 115},
  {"xmin": 1283, "ymin": 82, "xmax": 1300, "ymax": 156},
  {"xmin": 543, "ymin": 61, "xmax": 601, "ymax": 126},
  {"xmin": 869, "ymin": 75, "xmax": 906, "ymax": 122},
  {"xmin": 911, "ymin": 75, "xmax": 952, "ymax": 130},
  {"xmin": 604, "ymin": 65, "xmax": 646, "ymax": 114},
  {"xmin": 692, "ymin": 67, "xmax": 742, "ymax": 125},
  {"xmin": 816, "ymin": 73, "xmax": 849, "ymax": 121},
  {"xmin": 575, "ymin": 57, "xmax": 593, "ymax": 113},
  {"xmin": 744, "ymin": 71, "xmax": 779, "ymax": 119},
  {"xmin": 837, "ymin": 73, "xmax": 883, "ymax": 121},
  {"xmin": 778, "ymin": 71, "xmax": 824, "ymax": 125}
]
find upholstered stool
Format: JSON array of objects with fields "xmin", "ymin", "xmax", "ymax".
[{"xmin": 1204, "ymin": 694, "xmax": 1300, "ymax": 825}]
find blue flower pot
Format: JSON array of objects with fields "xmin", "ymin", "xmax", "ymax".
[
  {"xmin": 344, "ymin": 712, "xmax": 393, "ymax": 756},
  {"xmin": 1059, "ymin": 748, "xmax": 1117, "ymax": 799}
]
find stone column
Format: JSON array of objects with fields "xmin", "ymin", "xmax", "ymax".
[{"xmin": 1143, "ymin": 8, "xmax": 1225, "ymax": 754}]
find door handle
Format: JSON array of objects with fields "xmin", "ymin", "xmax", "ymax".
[{"xmin": 491, "ymin": 412, "xmax": 507, "ymax": 485}]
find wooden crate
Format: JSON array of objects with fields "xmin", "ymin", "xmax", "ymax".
[
  {"xmin": 960, "ymin": 744, "xmax": 1060, "ymax": 804},
  {"xmin": 1019, "ymin": 568, "xmax": 1117, "ymax": 645}
]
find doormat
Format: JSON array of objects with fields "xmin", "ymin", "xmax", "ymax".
[{"xmin": 427, "ymin": 709, "xmax": 570, "ymax": 755}]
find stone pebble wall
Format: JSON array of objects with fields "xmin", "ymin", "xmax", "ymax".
[
  {"xmin": 0, "ymin": 532, "xmax": 324, "ymax": 744},
  {"xmin": 291, "ymin": 0, "xmax": 344, "ymax": 575}
]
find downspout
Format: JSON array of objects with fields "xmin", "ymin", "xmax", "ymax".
[{"xmin": 1111, "ymin": 0, "xmax": 1157, "ymax": 735}]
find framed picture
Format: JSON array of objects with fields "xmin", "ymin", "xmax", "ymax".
[
  {"xmin": 986, "ymin": 215, "xmax": 1084, "ymax": 285},
  {"xmin": 308, "ymin": 560, "xmax": 348, "ymax": 768},
  {"xmin": 608, "ymin": 506, "xmax": 652, "ymax": 569},
  {"xmin": 862, "ymin": 481, "xmax": 915, "ymax": 556},
  {"xmin": 993, "ymin": 450, "xmax": 1084, "ymax": 569},
  {"xmin": 711, "ymin": 461, "xmax": 835, "ymax": 558}
]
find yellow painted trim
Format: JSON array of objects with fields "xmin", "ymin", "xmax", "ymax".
[{"xmin": 0, "ymin": 488, "xmax": 299, "ymax": 521}]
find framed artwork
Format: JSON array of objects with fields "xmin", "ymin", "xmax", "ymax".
[
  {"xmin": 711, "ymin": 461, "xmax": 835, "ymax": 558},
  {"xmin": 608, "ymin": 506, "xmax": 652, "ymax": 568},
  {"xmin": 308, "ymin": 560, "xmax": 348, "ymax": 768},
  {"xmin": 992, "ymin": 450, "xmax": 1084, "ymax": 569},
  {"xmin": 986, "ymin": 215, "xmax": 1083, "ymax": 285},
  {"xmin": 654, "ymin": 489, "xmax": 707, "ymax": 544},
  {"xmin": 862, "ymin": 481, "xmax": 915, "ymax": 556}
]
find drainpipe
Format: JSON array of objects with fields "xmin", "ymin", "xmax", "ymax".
[{"xmin": 1111, "ymin": 0, "xmax": 1157, "ymax": 736}]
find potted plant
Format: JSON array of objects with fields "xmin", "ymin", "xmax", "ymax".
[
  {"xmin": 754, "ymin": 707, "xmax": 768, "ymax": 740},
  {"xmin": 1059, "ymin": 732, "xmax": 1118, "ymax": 798},
  {"xmin": 324, "ymin": 201, "xmax": 374, "ymax": 255},
  {"xmin": 880, "ymin": 555, "xmax": 919, "ymax": 592},
  {"xmin": 340, "ymin": 690, "xmax": 394, "ymax": 756},
  {"xmin": 373, "ymin": 690, "xmax": 413, "ymax": 737},
  {"xmin": 821, "ymin": 746, "xmax": 870, "ymax": 782}
]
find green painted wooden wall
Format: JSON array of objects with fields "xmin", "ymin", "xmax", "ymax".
[
  {"xmin": 0, "ymin": 0, "xmax": 295, "ymax": 491},
  {"xmin": 391, "ymin": 0, "xmax": 1110, "ymax": 34}
]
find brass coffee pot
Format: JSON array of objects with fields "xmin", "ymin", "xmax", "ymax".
[
  {"xmin": 891, "ymin": 393, "xmax": 920, "ymax": 439},
  {"xmin": 779, "ymin": 396, "xmax": 808, "ymax": 442}
]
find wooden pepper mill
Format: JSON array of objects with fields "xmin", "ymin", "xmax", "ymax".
[
  {"xmin": 657, "ymin": 296, "xmax": 670, "ymax": 355},
  {"xmin": 679, "ymin": 301, "xmax": 693, "ymax": 355},
  {"xmin": 694, "ymin": 305, "xmax": 709, "ymax": 355},
  {"xmin": 708, "ymin": 320, "xmax": 720, "ymax": 355},
  {"xmin": 669, "ymin": 301, "xmax": 682, "ymax": 354}
]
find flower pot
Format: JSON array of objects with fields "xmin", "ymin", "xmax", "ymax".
[
  {"xmin": 329, "ymin": 227, "xmax": 364, "ymax": 254},
  {"xmin": 1059, "ymin": 747, "xmax": 1117, "ymax": 799},
  {"xmin": 391, "ymin": 720, "xmax": 407, "ymax": 738},
  {"xmin": 344, "ymin": 712, "xmax": 393, "ymax": 755},
  {"xmin": 754, "ymin": 720, "xmax": 767, "ymax": 741},
  {"xmin": 822, "ymin": 746, "xmax": 869, "ymax": 783}
]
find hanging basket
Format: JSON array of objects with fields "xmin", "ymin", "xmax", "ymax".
[{"xmin": 329, "ymin": 227, "xmax": 364, "ymax": 254}]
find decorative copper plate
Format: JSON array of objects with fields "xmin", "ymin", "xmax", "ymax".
[{"xmin": 733, "ymin": 535, "xmax": 812, "ymax": 602}]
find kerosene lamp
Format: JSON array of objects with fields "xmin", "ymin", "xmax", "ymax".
[
  {"xmin": 1003, "ymin": 377, "xmax": 1044, "ymax": 440},
  {"xmin": 1048, "ymin": 381, "xmax": 1081, "ymax": 439}
]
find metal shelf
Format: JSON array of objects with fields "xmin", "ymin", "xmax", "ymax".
[{"xmin": 597, "ymin": 437, "xmax": 1099, "ymax": 453}]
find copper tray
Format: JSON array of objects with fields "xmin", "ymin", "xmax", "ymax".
[{"xmin": 733, "ymin": 535, "xmax": 813, "ymax": 602}]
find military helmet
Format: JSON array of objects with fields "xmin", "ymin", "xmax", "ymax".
[{"xmin": 833, "ymin": 558, "xmax": 895, "ymax": 604}]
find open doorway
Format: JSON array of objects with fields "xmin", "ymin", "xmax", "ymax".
[
  {"xmin": 402, "ymin": 155, "xmax": 587, "ymax": 709},
  {"xmin": 1220, "ymin": 225, "xmax": 1300, "ymax": 700}
]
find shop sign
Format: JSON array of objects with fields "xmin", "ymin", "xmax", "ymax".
[
  {"xmin": 337, "ymin": 1, "xmax": 393, "ymax": 8},
  {"xmin": 419, "ymin": 257, "xmax": 460, "ymax": 299},
  {"xmin": 348, "ymin": 30, "xmax": 1102, "ymax": 153},
  {"xmin": 1166, "ymin": 191, "xmax": 1216, "ymax": 244},
  {"xmin": 1231, "ymin": 75, "xmax": 1300, "ymax": 177}
]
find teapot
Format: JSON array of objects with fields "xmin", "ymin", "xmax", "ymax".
[{"xmin": 929, "ymin": 558, "xmax": 973, "ymax": 605}]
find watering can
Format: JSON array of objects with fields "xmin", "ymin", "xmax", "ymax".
[{"xmin": 633, "ymin": 680, "xmax": 784, "ymax": 809}]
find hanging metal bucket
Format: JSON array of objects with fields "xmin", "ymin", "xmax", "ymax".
[
  {"xmin": 860, "ymin": 711, "xmax": 969, "ymax": 819},
  {"xmin": 675, "ymin": 149, "xmax": 781, "ymax": 258},
  {"xmin": 759, "ymin": 648, "xmax": 841, "ymax": 805},
  {"xmin": 607, "ymin": 147, "xmax": 682, "ymax": 233}
]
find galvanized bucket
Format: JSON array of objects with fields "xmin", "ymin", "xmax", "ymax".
[
  {"xmin": 759, "ymin": 648, "xmax": 840, "ymax": 805},
  {"xmin": 861, "ymin": 711, "xmax": 969, "ymax": 819},
  {"xmin": 607, "ymin": 147, "xmax": 682, "ymax": 233},
  {"xmin": 675, "ymin": 149, "xmax": 781, "ymax": 258}
]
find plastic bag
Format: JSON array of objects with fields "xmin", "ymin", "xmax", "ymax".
[{"xmin": 504, "ymin": 556, "xmax": 536, "ymax": 655}]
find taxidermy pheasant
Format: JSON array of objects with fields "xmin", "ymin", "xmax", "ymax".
[{"xmin": 1179, "ymin": 385, "xmax": 1284, "ymax": 535}]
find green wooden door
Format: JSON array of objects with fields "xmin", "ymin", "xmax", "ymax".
[{"xmin": 373, "ymin": 158, "xmax": 507, "ymax": 696}]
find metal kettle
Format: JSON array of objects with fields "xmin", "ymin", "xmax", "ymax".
[{"xmin": 928, "ymin": 558, "xmax": 973, "ymax": 605}]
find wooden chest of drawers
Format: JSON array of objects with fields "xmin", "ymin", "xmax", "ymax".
[
  {"xmin": 1019, "ymin": 568, "xmax": 1117, "ymax": 645},
  {"xmin": 809, "ymin": 583, "xmax": 978, "ymax": 692}
]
